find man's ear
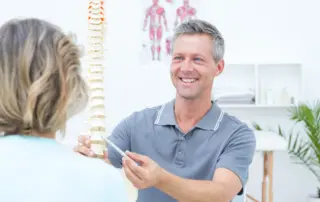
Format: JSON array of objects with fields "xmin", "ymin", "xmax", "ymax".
[{"xmin": 214, "ymin": 59, "xmax": 225, "ymax": 76}]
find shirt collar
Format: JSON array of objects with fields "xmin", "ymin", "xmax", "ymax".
[{"xmin": 154, "ymin": 99, "xmax": 224, "ymax": 131}]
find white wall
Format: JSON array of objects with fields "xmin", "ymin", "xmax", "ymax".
[{"xmin": 1, "ymin": 0, "xmax": 319, "ymax": 201}]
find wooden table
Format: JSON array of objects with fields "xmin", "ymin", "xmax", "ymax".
[{"xmin": 246, "ymin": 131, "xmax": 287, "ymax": 202}]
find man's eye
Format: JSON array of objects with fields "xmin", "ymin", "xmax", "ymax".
[
  {"xmin": 194, "ymin": 57, "xmax": 202, "ymax": 61},
  {"xmin": 174, "ymin": 56, "xmax": 183, "ymax": 60}
]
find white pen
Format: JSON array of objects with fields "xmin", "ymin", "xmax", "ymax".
[
  {"xmin": 101, "ymin": 136, "xmax": 131, "ymax": 159},
  {"xmin": 99, "ymin": 136, "xmax": 138, "ymax": 165}
]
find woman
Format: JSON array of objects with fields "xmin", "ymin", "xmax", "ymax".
[{"xmin": 0, "ymin": 18, "xmax": 128, "ymax": 202}]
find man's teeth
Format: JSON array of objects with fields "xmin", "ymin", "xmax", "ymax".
[{"xmin": 181, "ymin": 78, "xmax": 196, "ymax": 83}]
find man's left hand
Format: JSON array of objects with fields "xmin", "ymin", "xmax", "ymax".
[{"xmin": 122, "ymin": 151, "xmax": 165, "ymax": 189}]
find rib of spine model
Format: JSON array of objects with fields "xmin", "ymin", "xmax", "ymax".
[{"xmin": 87, "ymin": 0, "xmax": 106, "ymax": 158}]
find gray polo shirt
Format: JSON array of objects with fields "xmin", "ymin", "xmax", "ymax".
[{"xmin": 108, "ymin": 99, "xmax": 256, "ymax": 202}]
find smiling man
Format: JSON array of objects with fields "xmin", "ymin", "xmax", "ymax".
[{"xmin": 75, "ymin": 19, "xmax": 256, "ymax": 202}]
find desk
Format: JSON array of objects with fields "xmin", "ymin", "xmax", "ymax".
[{"xmin": 246, "ymin": 131, "xmax": 287, "ymax": 202}]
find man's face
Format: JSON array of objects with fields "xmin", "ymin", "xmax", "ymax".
[{"xmin": 170, "ymin": 34, "xmax": 224, "ymax": 100}]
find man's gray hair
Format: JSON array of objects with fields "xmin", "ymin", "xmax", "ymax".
[{"xmin": 173, "ymin": 19, "xmax": 225, "ymax": 62}]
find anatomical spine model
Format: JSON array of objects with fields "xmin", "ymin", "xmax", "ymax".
[
  {"xmin": 86, "ymin": 0, "xmax": 107, "ymax": 158},
  {"xmin": 143, "ymin": 0, "xmax": 169, "ymax": 61},
  {"xmin": 174, "ymin": 0, "xmax": 197, "ymax": 27}
]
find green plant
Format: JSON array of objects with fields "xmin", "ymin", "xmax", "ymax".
[{"xmin": 252, "ymin": 101, "xmax": 320, "ymax": 198}]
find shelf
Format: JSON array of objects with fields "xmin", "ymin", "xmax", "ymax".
[
  {"xmin": 256, "ymin": 63, "xmax": 301, "ymax": 105},
  {"xmin": 215, "ymin": 64, "xmax": 256, "ymax": 90},
  {"xmin": 213, "ymin": 63, "xmax": 302, "ymax": 109}
]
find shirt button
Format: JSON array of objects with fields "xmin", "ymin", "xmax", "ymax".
[{"xmin": 178, "ymin": 151, "xmax": 183, "ymax": 155}]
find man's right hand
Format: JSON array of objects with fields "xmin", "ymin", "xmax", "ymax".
[
  {"xmin": 73, "ymin": 135, "xmax": 95, "ymax": 157},
  {"xmin": 73, "ymin": 135, "xmax": 111, "ymax": 163}
]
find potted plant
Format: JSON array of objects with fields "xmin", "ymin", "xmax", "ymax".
[{"xmin": 252, "ymin": 101, "xmax": 320, "ymax": 201}]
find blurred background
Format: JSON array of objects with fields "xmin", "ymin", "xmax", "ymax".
[{"xmin": 0, "ymin": 0, "xmax": 319, "ymax": 201}]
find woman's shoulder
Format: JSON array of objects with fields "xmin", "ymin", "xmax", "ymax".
[
  {"xmin": 59, "ymin": 145, "xmax": 124, "ymax": 180},
  {"xmin": 69, "ymin": 152, "xmax": 128, "ymax": 200},
  {"xmin": 0, "ymin": 135, "xmax": 128, "ymax": 202},
  {"xmin": 71, "ymin": 151, "xmax": 121, "ymax": 175},
  {"xmin": 0, "ymin": 135, "xmax": 123, "ymax": 178}
]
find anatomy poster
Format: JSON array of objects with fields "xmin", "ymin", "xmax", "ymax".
[
  {"xmin": 140, "ymin": 0, "xmax": 197, "ymax": 65},
  {"xmin": 141, "ymin": 0, "xmax": 171, "ymax": 62}
]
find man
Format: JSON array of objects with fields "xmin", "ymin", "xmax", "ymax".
[{"xmin": 75, "ymin": 19, "xmax": 256, "ymax": 202}]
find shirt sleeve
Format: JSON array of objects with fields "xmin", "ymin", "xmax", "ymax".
[
  {"xmin": 107, "ymin": 113, "xmax": 135, "ymax": 168},
  {"xmin": 215, "ymin": 124, "xmax": 256, "ymax": 195}
]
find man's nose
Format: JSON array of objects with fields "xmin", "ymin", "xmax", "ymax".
[{"xmin": 180, "ymin": 60, "xmax": 193, "ymax": 71}]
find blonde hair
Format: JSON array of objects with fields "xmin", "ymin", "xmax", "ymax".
[{"xmin": 0, "ymin": 18, "xmax": 88, "ymax": 136}]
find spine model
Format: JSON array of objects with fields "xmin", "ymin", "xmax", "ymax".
[{"xmin": 87, "ymin": 0, "xmax": 106, "ymax": 158}]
